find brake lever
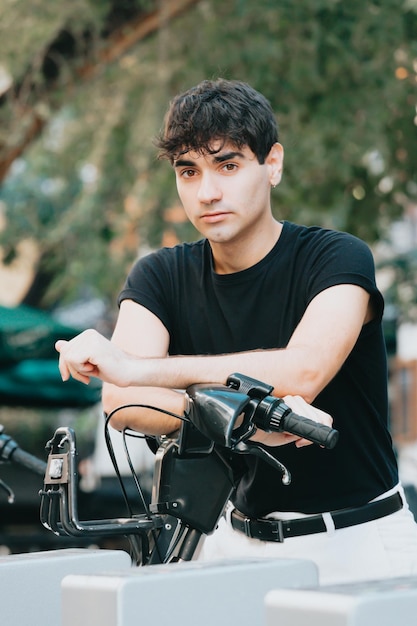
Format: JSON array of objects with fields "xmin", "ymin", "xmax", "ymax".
[
  {"xmin": 0, "ymin": 478, "xmax": 15, "ymax": 503},
  {"xmin": 233, "ymin": 440, "xmax": 291, "ymax": 485}
]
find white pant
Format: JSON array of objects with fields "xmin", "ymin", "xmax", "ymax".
[{"xmin": 198, "ymin": 484, "xmax": 417, "ymax": 585}]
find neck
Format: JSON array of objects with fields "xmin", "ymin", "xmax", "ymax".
[{"xmin": 211, "ymin": 220, "xmax": 283, "ymax": 274}]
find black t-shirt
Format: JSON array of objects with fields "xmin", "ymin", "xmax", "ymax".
[{"xmin": 118, "ymin": 221, "xmax": 398, "ymax": 516}]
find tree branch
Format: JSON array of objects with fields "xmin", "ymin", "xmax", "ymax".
[{"xmin": 0, "ymin": 0, "xmax": 200, "ymax": 182}]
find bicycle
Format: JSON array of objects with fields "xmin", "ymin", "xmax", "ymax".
[{"xmin": 0, "ymin": 372, "xmax": 338, "ymax": 565}]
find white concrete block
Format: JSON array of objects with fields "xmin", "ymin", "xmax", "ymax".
[
  {"xmin": 62, "ymin": 558, "xmax": 318, "ymax": 626},
  {"xmin": 0, "ymin": 548, "xmax": 131, "ymax": 626},
  {"xmin": 265, "ymin": 575, "xmax": 417, "ymax": 626}
]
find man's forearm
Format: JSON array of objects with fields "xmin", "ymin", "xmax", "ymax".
[
  {"xmin": 56, "ymin": 330, "xmax": 328, "ymax": 403},
  {"xmin": 102, "ymin": 383, "xmax": 184, "ymax": 435},
  {"xmin": 126, "ymin": 347, "xmax": 323, "ymax": 404},
  {"xmin": 56, "ymin": 331, "xmax": 334, "ymax": 441}
]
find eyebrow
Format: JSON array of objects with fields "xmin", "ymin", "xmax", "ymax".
[
  {"xmin": 174, "ymin": 151, "xmax": 246, "ymax": 168},
  {"xmin": 212, "ymin": 151, "xmax": 245, "ymax": 163},
  {"xmin": 174, "ymin": 158, "xmax": 195, "ymax": 168}
]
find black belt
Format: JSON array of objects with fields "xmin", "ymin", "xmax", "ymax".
[{"xmin": 230, "ymin": 492, "xmax": 403, "ymax": 543}]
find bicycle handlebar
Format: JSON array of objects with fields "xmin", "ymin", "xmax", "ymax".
[
  {"xmin": 252, "ymin": 395, "xmax": 339, "ymax": 449},
  {"xmin": 187, "ymin": 373, "xmax": 339, "ymax": 451},
  {"xmin": 0, "ymin": 372, "xmax": 340, "ymax": 564},
  {"xmin": 0, "ymin": 428, "xmax": 47, "ymax": 476}
]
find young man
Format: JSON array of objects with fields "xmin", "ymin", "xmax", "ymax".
[{"xmin": 56, "ymin": 79, "xmax": 417, "ymax": 584}]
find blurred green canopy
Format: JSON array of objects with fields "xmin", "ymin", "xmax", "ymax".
[
  {"xmin": 0, "ymin": 0, "xmax": 416, "ymax": 318},
  {"xmin": 0, "ymin": 305, "xmax": 101, "ymax": 407}
]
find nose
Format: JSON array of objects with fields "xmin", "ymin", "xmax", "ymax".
[{"xmin": 197, "ymin": 172, "xmax": 222, "ymax": 204}]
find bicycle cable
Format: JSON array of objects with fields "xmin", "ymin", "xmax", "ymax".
[{"xmin": 103, "ymin": 403, "xmax": 188, "ymax": 563}]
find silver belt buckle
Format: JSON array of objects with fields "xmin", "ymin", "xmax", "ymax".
[{"xmin": 243, "ymin": 516, "xmax": 252, "ymax": 537}]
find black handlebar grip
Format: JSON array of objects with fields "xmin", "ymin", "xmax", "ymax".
[
  {"xmin": 279, "ymin": 411, "xmax": 339, "ymax": 450},
  {"xmin": 9, "ymin": 447, "xmax": 47, "ymax": 476},
  {"xmin": 254, "ymin": 397, "xmax": 339, "ymax": 450},
  {"xmin": 0, "ymin": 432, "xmax": 47, "ymax": 476}
]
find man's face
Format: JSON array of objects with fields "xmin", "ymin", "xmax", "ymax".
[{"xmin": 173, "ymin": 142, "xmax": 283, "ymax": 245}]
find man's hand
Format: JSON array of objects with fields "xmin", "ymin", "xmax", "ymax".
[
  {"xmin": 250, "ymin": 395, "xmax": 333, "ymax": 448},
  {"xmin": 56, "ymin": 329, "xmax": 134, "ymax": 387}
]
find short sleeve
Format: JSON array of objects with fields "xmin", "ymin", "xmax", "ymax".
[{"xmin": 305, "ymin": 231, "xmax": 384, "ymax": 321}]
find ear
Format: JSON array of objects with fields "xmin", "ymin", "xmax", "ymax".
[{"xmin": 266, "ymin": 142, "xmax": 284, "ymax": 187}]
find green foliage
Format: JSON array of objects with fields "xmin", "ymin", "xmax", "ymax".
[
  {"xmin": 379, "ymin": 249, "xmax": 417, "ymax": 324},
  {"xmin": 0, "ymin": 0, "xmax": 416, "ymax": 309},
  {"xmin": 0, "ymin": 0, "xmax": 101, "ymax": 75}
]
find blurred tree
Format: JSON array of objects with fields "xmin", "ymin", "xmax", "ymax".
[
  {"xmin": 0, "ymin": 0, "xmax": 198, "ymax": 181},
  {"xmin": 0, "ymin": 0, "xmax": 416, "ymax": 312},
  {"xmin": 379, "ymin": 249, "xmax": 417, "ymax": 324}
]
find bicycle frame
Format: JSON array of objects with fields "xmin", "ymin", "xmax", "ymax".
[
  {"xmin": 40, "ymin": 420, "xmax": 236, "ymax": 565},
  {"xmin": 39, "ymin": 372, "xmax": 265, "ymax": 564},
  {"xmin": 38, "ymin": 372, "xmax": 338, "ymax": 565}
]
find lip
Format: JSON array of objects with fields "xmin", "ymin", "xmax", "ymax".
[{"xmin": 200, "ymin": 211, "xmax": 230, "ymax": 223}]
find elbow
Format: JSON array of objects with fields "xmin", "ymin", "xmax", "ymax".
[
  {"xmin": 101, "ymin": 384, "xmax": 124, "ymax": 431},
  {"xmin": 290, "ymin": 367, "xmax": 325, "ymax": 405},
  {"xmin": 299, "ymin": 389, "xmax": 317, "ymax": 405}
]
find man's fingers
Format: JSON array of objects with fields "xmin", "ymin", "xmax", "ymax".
[
  {"xmin": 56, "ymin": 339, "xmax": 71, "ymax": 380},
  {"xmin": 281, "ymin": 395, "xmax": 333, "ymax": 448},
  {"xmin": 56, "ymin": 337, "xmax": 93, "ymax": 384},
  {"xmin": 68, "ymin": 366, "xmax": 91, "ymax": 385},
  {"xmin": 55, "ymin": 339, "xmax": 68, "ymax": 353},
  {"xmin": 283, "ymin": 395, "xmax": 333, "ymax": 427},
  {"xmin": 54, "ymin": 329, "xmax": 133, "ymax": 388}
]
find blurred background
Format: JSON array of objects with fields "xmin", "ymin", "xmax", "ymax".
[{"xmin": 0, "ymin": 0, "xmax": 416, "ymax": 553}]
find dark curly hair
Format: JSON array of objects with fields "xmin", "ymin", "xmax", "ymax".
[{"xmin": 156, "ymin": 79, "xmax": 279, "ymax": 164}]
